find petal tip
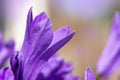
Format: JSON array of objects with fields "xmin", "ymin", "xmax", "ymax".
[
  {"xmin": 85, "ymin": 67, "xmax": 96, "ymax": 80},
  {"xmin": 28, "ymin": 7, "xmax": 33, "ymax": 16},
  {"xmin": 112, "ymin": 11, "xmax": 120, "ymax": 30},
  {"xmin": 71, "ymin": 30, "xmax": 76, "ymax": 35},
  {"xmin": 40, "ymin": 12, "xmax": 48, "ymax": 19}
]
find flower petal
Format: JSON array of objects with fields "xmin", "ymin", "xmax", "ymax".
[
  {"xmin": 0, "ymin": 40, "xmax": 14, "ymax": 66},
  {"xmin": 0, "ymin": 67, "xmax": 14, "ymax": 80},
  {"xmin": 50, "ymin": 26, "xmax": 71, "ymax": 46},
  {"xmin": 22, "ymin": 7, "xmax": 33, "ymax": 53},
  {"xmin": 10, "ymin": 51, "xmax": 22, "ymax": 80},
  {"xmin": 41, "ymin": 31, "xmax": 75, "ymax": 61},
  {"xmin": 85, "ymin": 67, "xmax": 96, "ymax": 80},
  {"xmin": 96, "ymin": 12, "xmax": 120, "ymax": 76}
]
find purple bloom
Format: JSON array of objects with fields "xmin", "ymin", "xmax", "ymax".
[
  {"xmin": 96, "ymin": 12, "xmax": 120, "ymax": 77},
  {"xmin": 0, "ymin": 32, "xmax": 14, "ymax": 66},
  {"xmin": 8, "ymin": 8, "xmax": 76, "ymax": 80},
  {"xmin": 85, "ymin": 67, "xmax": 96, "ymax": 80}
]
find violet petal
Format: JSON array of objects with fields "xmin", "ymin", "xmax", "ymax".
[
  {"xmin": 22, "ymin": 7, "xmax": 33, "ymax": 55},
  {"xmin": 41, "ymin": 31, "xmax": 75, "ymax": 61},
  {"xmin": 50, "ymin": 26, "xmax": 71, "ymax": 46},
  {"xmin": 0, "ymin": 67, "xmax": 14, "ymax": 80},
  {"xmin": 10, "ymin": 51, "xmax": 22, "ymax": 80},
  {"xmin": 96, "ymin": 12, "xmax": 120, "ymax": 76},
  {"xmin": 85, "ymin": 67, "xmax": 96, "ymax": 80}
]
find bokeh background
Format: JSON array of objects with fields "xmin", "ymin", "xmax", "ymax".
[{"xmin": 0, "ymin": 0, "xmax": 120, "ymax": 80}]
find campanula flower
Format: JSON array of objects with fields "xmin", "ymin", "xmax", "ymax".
[{"xmin": 6, "ymin": 8, "xmax": 76, "ymax": 80}]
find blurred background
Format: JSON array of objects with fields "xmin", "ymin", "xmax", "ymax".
[{"xmin": 0, "ymin": 0, "xmax": 120, "ymax": 80}]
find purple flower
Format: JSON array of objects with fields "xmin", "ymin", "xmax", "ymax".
[
  {"xmin": 85, "ymin": 67, "xmax": 96, "ymax": 80},
  {"xmin": 8, "ymin": 8, "xmax": 76, "ymax": 80},
  {"xmin": 0, "ymin": 32, "xmax": 14, "ymax": 66},
  {"xmin": 96, "ymin": 12, "xmax": 120, "ymax": 77}
]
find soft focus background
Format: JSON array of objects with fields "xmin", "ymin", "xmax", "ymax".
[{"xmin": 0, "ymin": 0, "xmax": 120, "ymax": 80}]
